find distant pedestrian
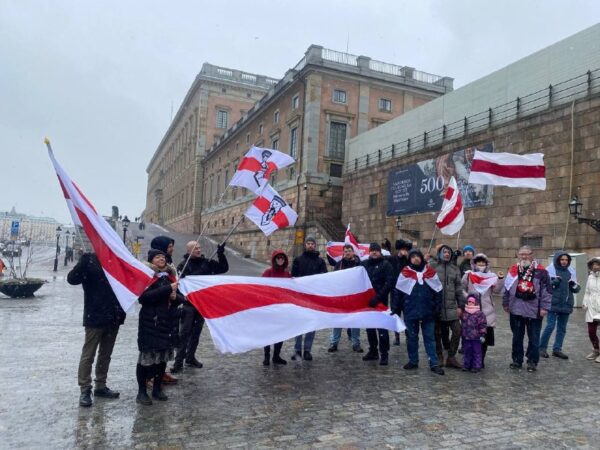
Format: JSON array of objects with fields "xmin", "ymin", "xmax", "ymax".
[
  {"xmin": 291, "ymin": 236, "xmax": 327, "ymax": 361},
  {"xmin": 262, "ymin": 249, "xmax": 291, "ymax": 366},
  {"xmin": 583, "ymin": 257, "xmax": 600, "ymax": 362},
  {"xmin": 67, "ymin": 253, "xmax": 125, "ymax": 407},
  {"xmin": 461, "ymin": 292, "xmax": 487, "ymax": 373},
  {"xmin": 136, "ymin": 249, "xmax": 183, "ymax": 405},
  {"xmin": 503, "ymin": 246, "xmax": 551, "ymax": 372},
  {"xmin": 539, "ymin": 251, "xmax": 580, "ymax": 360}
]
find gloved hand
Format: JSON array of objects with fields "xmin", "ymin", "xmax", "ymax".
[
  {"xmin": 217, "ymin": 243, "xmax": 226, "ymax": 255},
  {"xmin": 551, "ymin": 277, "xmax": 561, "ymax": 288},
  {"xmin": 480, "ymin": 336, "xmax": 486, "ymax": 344},
  {"xmin": 453, "ymin": 249, "xmax": 462, "ymax": 258},
  {"xmin": 368, "ymin": 297, "xmax": 379, "ymax": 308}
]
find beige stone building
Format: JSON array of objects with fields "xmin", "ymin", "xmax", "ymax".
[
  {"xmin": 145, "ymin": 63, "xmax": 279, "ymax": 232},
  {"xmin": 199, "ymin": 45, "xmax": 452, "ymax": 261}
]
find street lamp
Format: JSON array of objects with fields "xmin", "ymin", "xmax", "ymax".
[
  {"xmin": 64, "ymin": 230, "xmax": 71, "ymax": 267},
  {"xmin": 122, "ymin": 216, "xmax": 131, "ymax": 243},
  {"xmin": 569, "ymin": 196, "xmax": 600, "ymax": 232},
  {"xmin": 394, "ymin": 215, "xmax": 421, "ymax": 239},
  {"xmin": 53, "ymin": 225, "xmax": 62, "ymax": 272}
]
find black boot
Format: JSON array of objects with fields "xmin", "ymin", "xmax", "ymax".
[
  {"xmin": 379, "ymin": 353, "xmax": 389, "ymax": 366},
  {"xmin": 272, "ymin": 342, "xmax": 286, "ymax": 365},
  {"xmin": 362, "ymin": 350, "xmax": 379, "ymax": 361},
  {"xmin": 152, "ymin": 363, "xmax": 168, "ymax": 401},
  {"xmin": 263, "ymin": 346, "xmax": 271, "ymax": 366},
  {"xmin": 136, "ymin": 364, "xmax": 152, "ymax": 405},
  {"xmin": 79, "ymin": 387, "xmax": 92, "ymax": 407}
]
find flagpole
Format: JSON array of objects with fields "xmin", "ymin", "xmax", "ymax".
[
  {"xmin": 427, "ymin": 224, "xmax": 438, "ymax": 256},
  {"xmin": 455, "ymin": 229, "xmax": 461, "ymax": 251},
  {"xmin": 207, "ymin": 215, "xmax": 245, "ymax": 260}
]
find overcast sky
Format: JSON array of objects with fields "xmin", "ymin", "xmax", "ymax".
[{"xmin": 2, "ymin": 1, "xmax": 599, "ymax": 224}]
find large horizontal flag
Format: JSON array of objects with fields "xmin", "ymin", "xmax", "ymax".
[
  {"xmin": 46, "ymin": 139, "xmax": 155, "ymax": 312},
  {"xmin": 436, "ymin": 176, "xmax": 464, "ymax": 236},
  {"xmin": 467, "ymin": 271, "xmax": 499, "ymax": 294},
  {"xmin": 229, "ymin": 146, "xmax": 295, "ymax": 194},
  {"xmin": 468, "ymin": 150, "xmax": 546, "ymax": 190},
  {"xmin": 244, "ymin": 184, "xmax": 297, "ymax": 236},
  {"xmin": 178, "ymin": 267, "xmax": 406, "ymax": 353}
]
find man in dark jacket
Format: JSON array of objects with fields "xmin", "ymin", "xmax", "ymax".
[
  {"xmin": 291, "ymin": 236, "xmax": 327, "ymax": 361},
  {"xmin": 361, "ymin": 243, "xmax": 395, "ymax": 365},
  {"xmin": 539, "ymin": 251, "xmax": 580, "ymax": 360},
  {"xmin": 171, "ymin": 240, "xmax": 228, "ymax": 373},
  {"xmin": 432, "ymin": 244, "xmax": 465, "ymax": 369},
  {"xmin": 328, "ymin": 244, "xmax": 363, "ymax": 353},
  {"xmin": 68, "ymin": 253, "xmax": 125, "ymax": 407},
  {"xmin": 390, "ymin": 239, "xmax": 412, "ymax": 345}
]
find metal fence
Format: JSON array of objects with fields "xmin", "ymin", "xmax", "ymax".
[{"xmin": 345, "ymin": 68, "xmax": 600, "ymax": 174}]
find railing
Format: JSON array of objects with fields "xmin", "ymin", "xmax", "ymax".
[
  {"xmin": 369, "ymin": 59, "xmax": 404, "ymax": 76},
  {"xmin": 322, "ymin": 48, "xmax": 358, "ymax": 66},
  {"xmin": 345, "ymin": 68, "xmax": 600, "ymax": 174}
]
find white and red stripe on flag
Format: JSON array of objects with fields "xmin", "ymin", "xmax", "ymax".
[
  {"xmin": 396, "ymin": 265, "xmax": 443, "ymax": 295},
  {"xmin": 178, "ymin": 267, "xmax": 406, "ymax": 353},
  {"xmin": 467, "ymin": 271, "xmax": 499, "ymax": 294},
  {"xmin": 326, "ymin": 242, "xmax": 370, "ymax": 263},
  {"xmin": 229, "ymin": 146, "xmax": 295, "ymax": 194},
  {"xmin": 436, "ymin": 176, "xmax": 464, "ymax": 236},
  {"xmin": 468, "ymin": 150, "xmax": 546, "ymax": 190},
  {"xmin": 244, "ymin": 184, "xmax": 298, "ymax": 236},
  {"xmin": 47, "ymin": 143, "xmax": 155, "ymax": 312}
]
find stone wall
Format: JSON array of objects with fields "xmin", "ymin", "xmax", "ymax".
[{"xmin": 342, "ymin": 95, "xmax": 600, "ymax": 270}]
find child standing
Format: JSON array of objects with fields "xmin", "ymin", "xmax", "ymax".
[
  {"xmin": 461, "ymin": 292, "xmax": 487, "ymax": 373},
  {"xmin": 583, "ymin": 257, "xmax": 600, "ymax": 362}
]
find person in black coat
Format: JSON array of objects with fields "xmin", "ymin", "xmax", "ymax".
[
  {"xmin": 136, "ymin": 249, "xmax": 184, "ymax": 406},
  {"xmin": 389, "ymin": 239, "xmax": 412, "ymax": 345},
  {"xmin": 361, "ymin": 243, "xmax": 395, "ymax": 366},
  {"xmin": 150, "ymin": 235, "xmax": 175, "ymax": 264},
  {"xmin": 291, "ymin": 236, "xmax": 327, "ymax": 361},
  {"xmin": 68, "ymin": 253, "xmax": 125, "ymax": 407},
  {"xmin": 171, "ymin": 240, "xmax": 228, "ymax": 373}
]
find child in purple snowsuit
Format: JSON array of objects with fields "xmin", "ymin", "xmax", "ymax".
[{"xmin": 461, "ymin": 292, "xmax": 487, "ymax": 373}]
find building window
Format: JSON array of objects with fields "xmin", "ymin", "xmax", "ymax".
[
  {"xmin": 328, "ymin": 121, "xmax": 347, "ymax": 159},
  {"xmin": 329, "ymin": 163, "xmax": 343, "ymax": 178},
  {"xmin": 271, "ymin": 138, "xmax": 279, "ymax": 150},
  {"xmin": 369, "ymin": 194, "xmax": 378, "ymax": 209},
  {"xmin": 259, "ymin": 124, "xmax": 263, "ymax": 135},
  {"xmin": 379, "ymin": 98, "xmax": 392, "ymax": 112},
  {"xmin": 216, "ymin": 110, "xmax": 228, "ymax": 129},
  {"xmin": 246, "ymin": 133, "xmax": 250, "ymax": 144},
  {"xmin": 289, "ymin": 127, "xmax": 298, "ymax": 158},
  {"xmin": 289, "ymin": 166, "xmax": 296, "ymax": 180},
  {"xmin": 246, "ymin": 92, "xmax": 251, "ymax": 98},
  {"xmin": 292, "ymin": 94, "xmax": 299, "ymax": 110},
  {"xmin": 221, "ymin": 87, "xmax": 227, "ymax": 93},
  {"xmin": 222, "ymin": 218, "xmax": 225, "ymax": 226},
  {"xmin": 273, "ymin": 110, "xmax": 280, "ymax": 124},
  {"xmin": 333, "ymin": 89, "xmax": 347, "ymax": 104}
]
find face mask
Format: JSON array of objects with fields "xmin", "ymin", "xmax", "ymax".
[{"xmin": 475, "ymin": 265, "xmax": 487, "ymax": 272}]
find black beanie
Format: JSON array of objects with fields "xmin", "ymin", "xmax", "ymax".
[
  {"xmin": 148, "ymin": 249, "xmax": 167, "ymax": 263},
  {"xmin": 395, "ymin": 239, "xmax": 413, "ymax": 251},
  {"xmin": 369, "ymin": 242, "xmax": 382, "ymax": 252}
]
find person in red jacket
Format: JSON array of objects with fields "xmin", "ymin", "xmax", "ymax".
[{"xmin": 262, "ymin": 249, "xmax": 291, "ymax": 366}]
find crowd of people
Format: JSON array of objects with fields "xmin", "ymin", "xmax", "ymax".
[{"xmin": 67, "ymin": 234, "xmax": 600, "ymax": 407}]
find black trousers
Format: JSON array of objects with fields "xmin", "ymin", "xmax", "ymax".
[
  {"xmin": 366, "ymin": 329, "xmax": 390, "ymax": 355},
  {"xmin": 175, "ymin": 302, "xmax": 204, "ymax": 364}
]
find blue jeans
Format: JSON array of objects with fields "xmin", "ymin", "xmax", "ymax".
[
  {"xmin": 405, "ymin": 318, "xmax": 438, "ymax": 367},
  {"xmin": 509, "ymin": 314, "xmax": 542, "ymax": 365},
  {"xmin": 540, "ymin": 312, "xmax": 570, "ymax": 352},
  {"xmin": 330, "ymin": 328, "xmax": 360, "ymax": 346},
  {"xmin": 294, "ymin": 332, "xmax": 315, "ymax": 352}
]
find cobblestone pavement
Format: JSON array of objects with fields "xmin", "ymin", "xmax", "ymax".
[{"xmin": 1, "ymin": 245, "xmax": 600, "ymax": 449}]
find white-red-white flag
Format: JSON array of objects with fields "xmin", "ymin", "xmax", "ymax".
[
  {"xmin": 326, "ymin": 224, "xmax": 389, "ymax": 263},
  {"xmin": 436, "ymin": 176, "xmax": 464, "ymax": 235},
  {"xmin": 47, "ymin": 142, "xmax": 155, "ymax": 312},
  {"xmin": 229, "ymin": 146, "xmax": 295, "ymax": 194},
  {"xmin": 466, "ymin": 271, "xmax": 499, "ymax": 294},
  {"xmin": 244, "ymin": 184, "xmax": 297, "ymax": 236},
  {"xmin": 395, "ymin": 265, "xmax": 443, "ymax": 295},
  {"xmin": 468, "ymin": 150, "xmax": 546, "ymax": 190},
  {"xmin": 178, "ymin": 267, "xmax": 405, "ymax": 353}
]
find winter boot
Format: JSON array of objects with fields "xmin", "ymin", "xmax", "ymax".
[
  {"xmin": 379, "ymin": 354, "xmax": 389, "ymax": 366},
  {"xmin": 445, "ymin": 356, "xmax": 462, "ymax": 369},
  {"xmin": 263, "ymin": 348, "xmax": 271, "ymax": 366},
  {"xmin": 79, "ymin": 388, "xmax": 92, "ymax": 407},
  {"xmin": 362, "ymin": 350, "xmax": 379, "ymax": 361}
]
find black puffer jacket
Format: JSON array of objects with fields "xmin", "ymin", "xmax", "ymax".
[
  {"xmin": 334, "ymin": 255, "xmax": 361, "ymax": 271},
  {"xmin": 67, "ymin": 253, "xmax": 125, "ymax": 328},
  {"xmin": 137, "ymin": 263, "xmax": 183, "ymax": 353},
  {"xmin": 362, "ymin": 256, "xmax": 395, "ymax": 306},
  {"xmin": 291, "ymin": 250, "xmax": 327, "ymax": 277},
  {"xmin": 177, "ymin": 253, "xmax": 228, "ymax": 278}
]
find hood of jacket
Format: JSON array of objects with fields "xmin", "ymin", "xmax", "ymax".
[
  {"xmin": 587, "ymin": 257, "xmax": 600, "ymax": 271},
  {"xmin": 150, "ymin": 236, "xmax": 175, "ymax": 263},
  {"xmin": 471, "ymin": 253, "xmax": 490, "ymax": 273},
  {"xmin": 408, "ymin": 249, "xmax": 426, "ymax": 271},
  {"xmin": 143, "ymin": 260, "xmax": 177, "ymax": 278},
  {"xmin": 553, "ymin": 251, "xmax": 572, "ymax": 271},
  {"xmin": 271, "ymin": 249, "xmax": 289, "ymax": 270},
  {"xmin": 437, "ymin": 244, "xmax": 453, "ymax": 264}
]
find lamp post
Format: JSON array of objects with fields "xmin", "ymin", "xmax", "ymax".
[
  {"xmin": 64, "ymin": 230, "xmax": 71, "ymax": 267},
  {"xmin": 569, "ymin": 196, "xmax": 600, "ymax": 232},
  {"xmin": 53, "ymin": 225, "xmax": 62, "ymax": 272},
  {"xmin": 122, "ymin": 216, "xmax": 130, "ymax": 244},
  {"xmin": 394, "ymin": 215, "xmax": 421, "ymax": 239}
]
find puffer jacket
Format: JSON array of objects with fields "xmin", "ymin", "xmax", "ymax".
[
  {"xmin": 432, "ymin": 245, "xmax": 465, "ymax": 321},
  {"xmin": 583, "ymin": 257, "xmax": 600, "ymax": 323},
  {"xmin": 548, "ymin": 251, "xmax": 580, "ymax": 314},
  {"xmin": 397, "ymin": 249, "xmax": 443, "ymax": 321},
  {"xmin": 461, "ymin": 253, "xmax": 503, "ymax": 327},
  {"xmin": 291, "ymin": 250, "xmax": 327, "ymax": 277},
  {"xmin": 335, "ymin": 255, "xmax": 361, "ymax": 271},
  {"xmin": 137, "ymin": 263, "xmax": 184, "ymax": 353}
]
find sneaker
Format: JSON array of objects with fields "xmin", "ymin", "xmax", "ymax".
[
  {"xmin": 540, "ymin": 350, "xmax": 549, "ymax": 358},
  {"xmin": 291, "ymin": 351, "xmax": 302, "ymax": 361},
  {"xmin": 352, "ymin": 345, "xmax": 364, "ymax": 353},
  {"xmin": 595, "ymin": 355, "xmax": 600, "ymax": 363},
  {"xmin": 136, "ymin": 392, "xmax": 152, "ymax": 405},
  {"xmin": 430, "ymin": 365, "xmax": 445, "ymax": 375},
  {"xmin": 362, "ymin": 351, "xmax": 379, "ymax": 361},
  {"xmin": 79, "ymin": 388, "xmax": 92, "ymax": 407},
  {"xmin": 93, "ymin": 386, "xmax": 120, "ymax": 399},
  {"xmin": 272, "ymin": 355, "xmax": 287, "ymax": 365},
  {"xmin": 585, "ymin": 351, "xmax": 600, "ymax": 360},
  {"xmin": 152, "ymin": 390, "xmax": 168, "ymax": 401},
  {"xmin": 526, "ymin": 362, "xmax": 537, "ymax": 372},
  {"xmin": 303, "ymin": 351, "xmax": 313, "ymax": 361},
  {"xmin": 162, "ymin": 373, "xmax": 178, "ymax": 384},
  {"xmin": 327, "ymin": 344, "xmax": 338, "ymax": 353},
  {"xmin": 462, "ymin": 367, "xmax": 470, "ymax": 372},
  {"xmin": 552, "ymin": 351, "xmax": 568, "ymax": 360},
  {"xmin": 185, "ymin": 358, "xmax": 204, "ymax": 368},
  {"xmin": 509, "ymin": 362, "xmax": 522, "ymax": 369},
  {"xmin": 379, "ymin": 354, "xmax": 388, "ymax": 366},
  {"xmin": 170, "ymin": 363, "xmax": 183, "ymax": 374},
  {"xmin": 403, "ymin": 362, "xmax": 418, "ymax": 370}
]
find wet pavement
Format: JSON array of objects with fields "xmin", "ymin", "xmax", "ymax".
[{"xmin": 1, "ymin": 237, "xmax": 600, "ymax": 449}]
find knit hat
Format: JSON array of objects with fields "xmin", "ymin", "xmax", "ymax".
[
  {"xmin": 463, "ymin": 245, "xmax": 475, "ymax": 254},
  {"xmin": 369, "ymin": 242, "xmax": 382, "ymax": 252},
  {"xmin": 305, "ymin": 235, "xmax": 316, "ymax": 244},
  {"xmin": 395, "ymin": 239, "xmax": 413, "ymax": 251},
  {"xmin": 148, "ymin": 249, "xmax": 167, "ymax": 263}
]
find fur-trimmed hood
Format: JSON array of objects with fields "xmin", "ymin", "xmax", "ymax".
[{"xmin": 143, "ymin": 261, "xmax": 177, "ymax": 278}]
